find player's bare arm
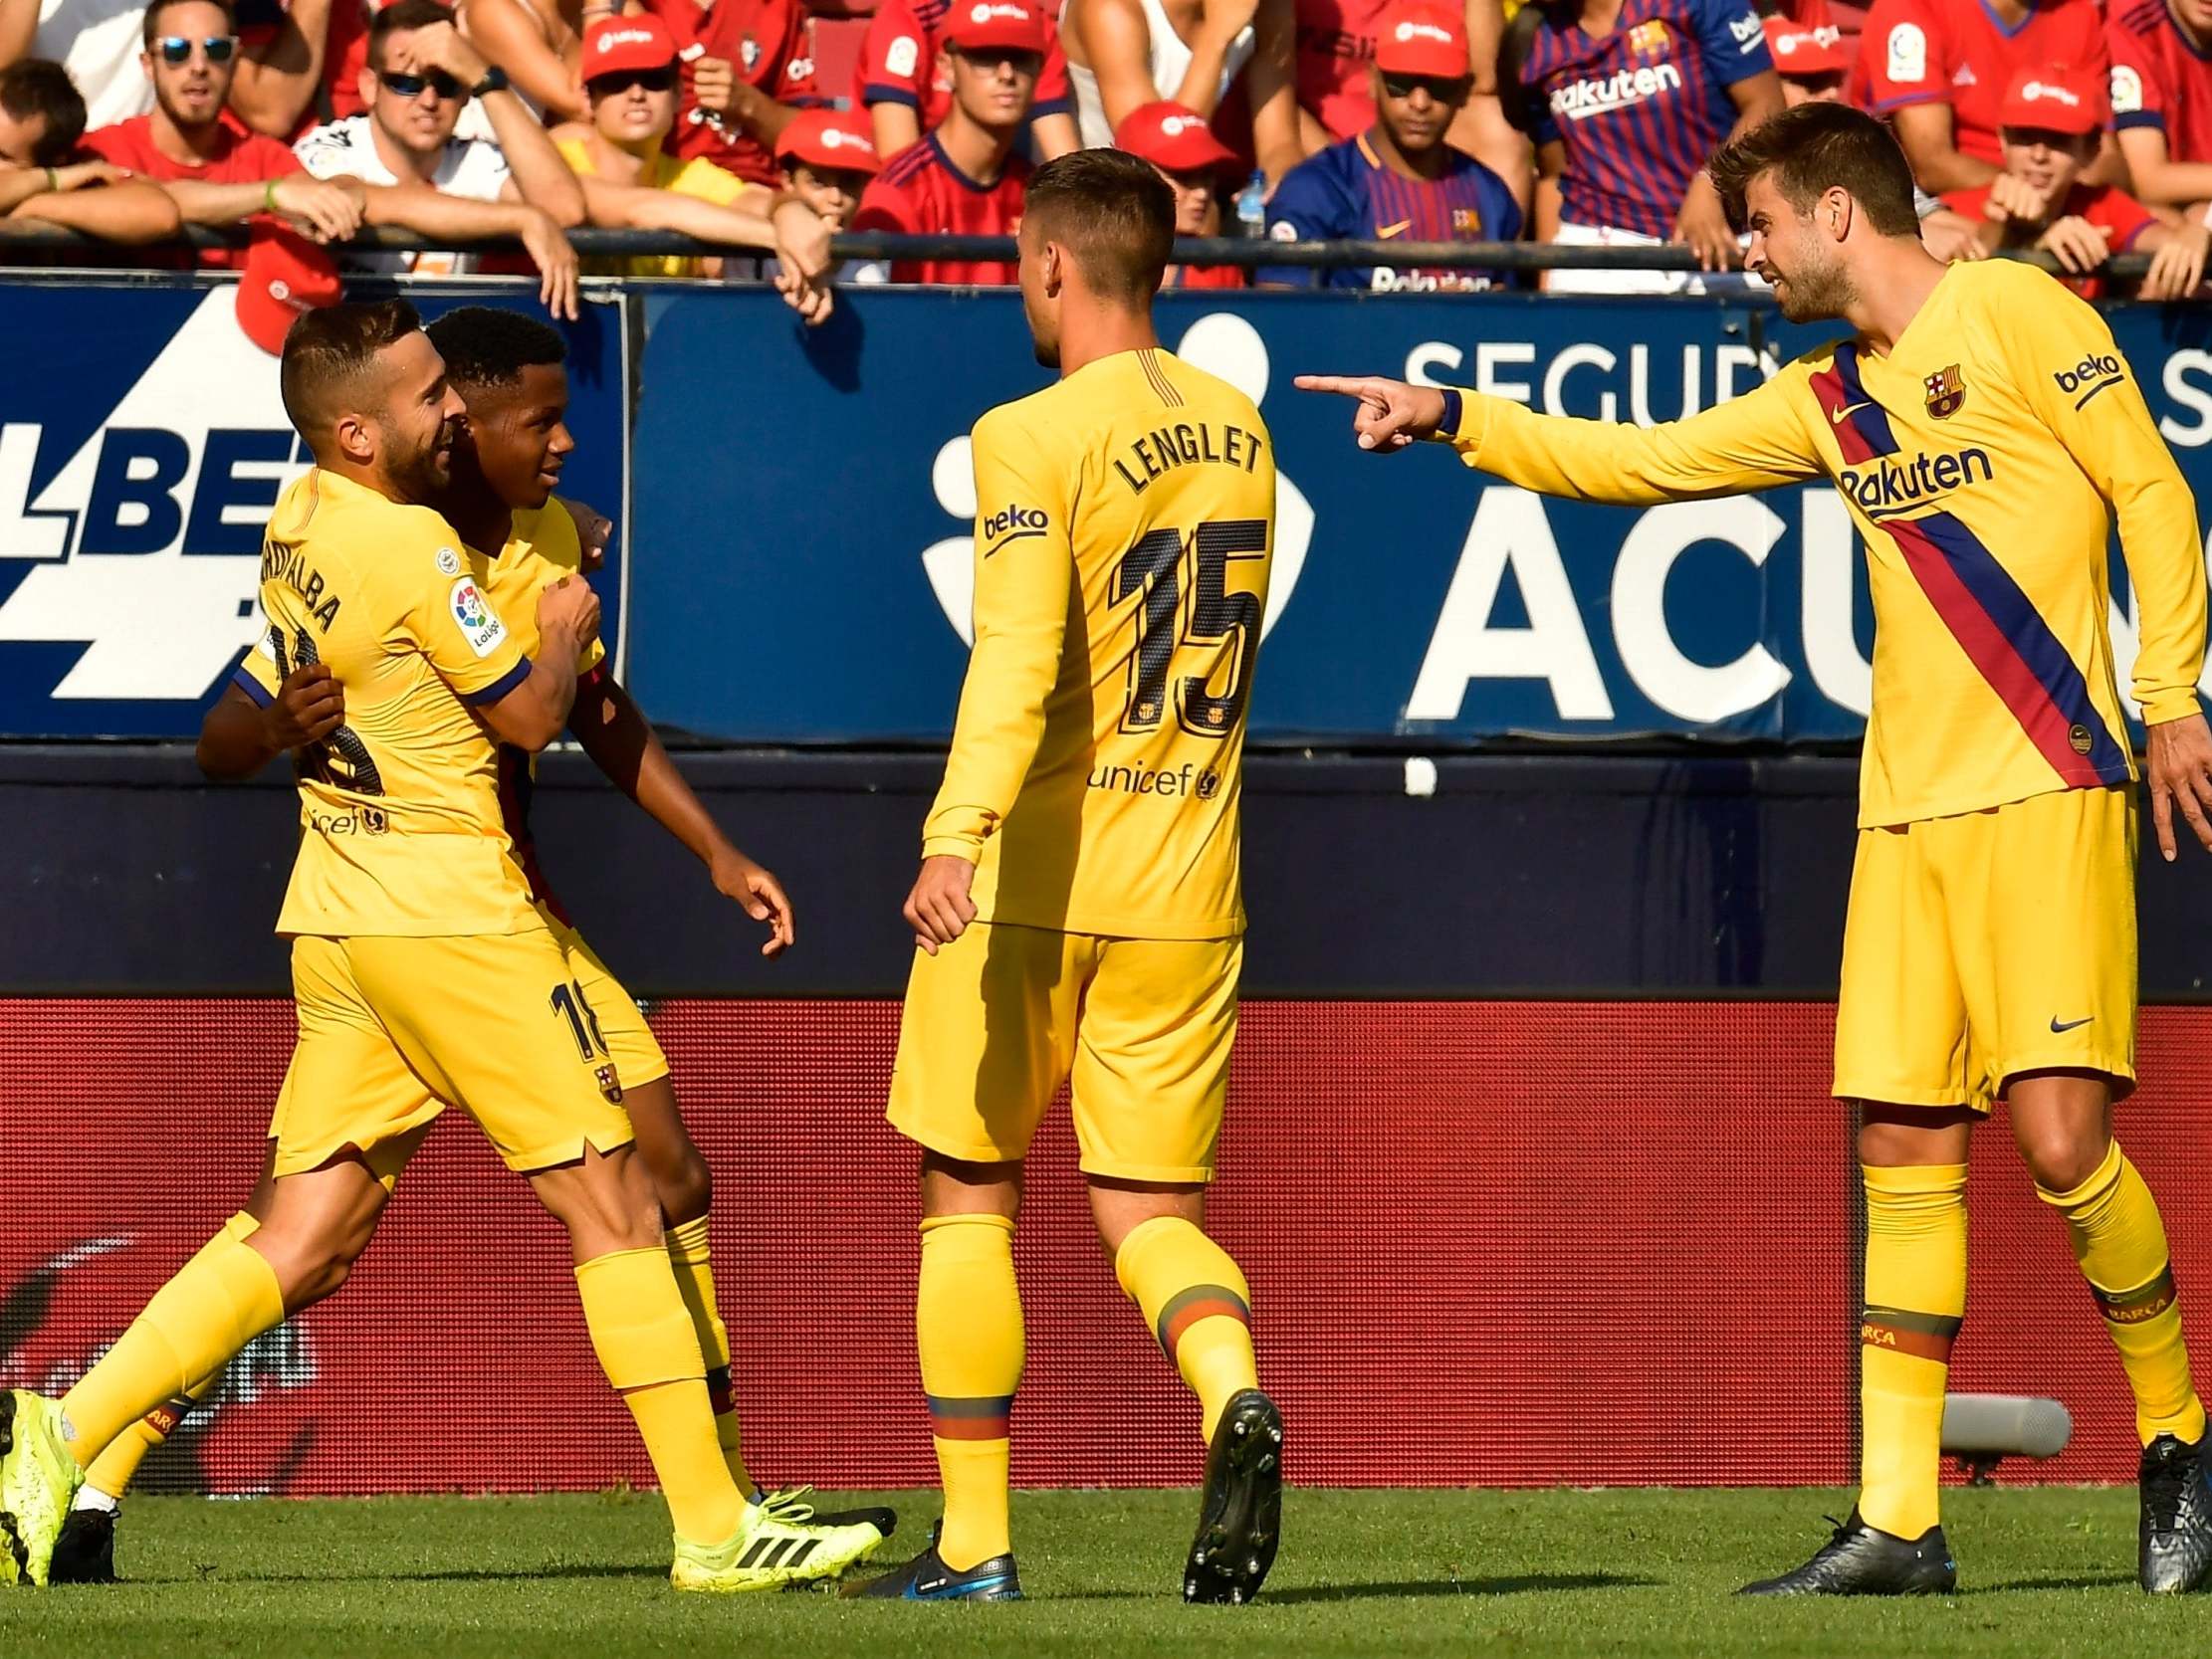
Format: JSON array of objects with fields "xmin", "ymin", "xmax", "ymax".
[
  {"xmin": 568, "ymin": 672, "xmax": 796, "ymax": 955},
  {"xmin": 473, "ymin": 574, "xmax": 598, "ymax": 750},
  {"xmin": 194, "ymin": 665, "xmax": 346, "ymax": 780}
]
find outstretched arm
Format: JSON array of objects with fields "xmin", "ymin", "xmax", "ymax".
[
  {"xmin": 1294, "ymin": 369, "xmax": 1824, "ymax": 504},
  {"xmin": 568, "ymin": 672, "xmax": 795, "ymax": 955}
]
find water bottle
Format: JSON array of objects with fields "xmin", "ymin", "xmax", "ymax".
[{"xmin": 1235, "ymin": 170, "xmax": 1266, "ymax": 239}]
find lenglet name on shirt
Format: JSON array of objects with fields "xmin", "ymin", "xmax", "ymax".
[{"xmin": 1113, "ymin": 422, "xmax": 1266, "ymax": 494}]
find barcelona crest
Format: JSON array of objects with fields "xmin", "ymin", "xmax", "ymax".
[{"xmin": 1924, "ymin": 363, "xmax": 1966, "ymax": 419}]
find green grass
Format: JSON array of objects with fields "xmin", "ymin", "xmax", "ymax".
[{"xmin": 0, "ymin": 1486, "xmax": 2194, "ymax": 1658}]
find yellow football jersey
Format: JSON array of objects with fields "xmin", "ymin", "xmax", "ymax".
[
  {"xmin": 1439, "ymin": 259, "xmax": 2207, "ymax": 827},
  {"xmin": 472, "ymin": 501, "xmax": 603, "ymax": 675},
  {"xmin": 925, "ymin": 346, "xmax": 1275, "ymax": 939},
  {"xmin": 235, "ymin": 470, "xmax": 539, "ymax": 937}
]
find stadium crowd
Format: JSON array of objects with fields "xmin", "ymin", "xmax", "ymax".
[{"xmin": 2, "ymin": 0, "xmax": 2210, "ymax": 338}]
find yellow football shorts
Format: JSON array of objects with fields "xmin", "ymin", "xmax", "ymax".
[
  {"xmin": 1834, "ymin": 784, "xmax": 2136, "ymax": 1111},
  {"xmin": 544, "ymin": 908, "xmax": 669, "ymax": 1092},
  {"xmin": 887, "ymin": 921, "xmax": 1242, "ymax": 1183},
  {"xmin": 270, "ymin": 909, "xmax": 642, "ymax": 1183}
]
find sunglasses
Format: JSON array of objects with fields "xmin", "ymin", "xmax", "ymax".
[
  {"xmin": 379, "ymin": 68, "xmax": 467, "ymax": 101},
  {"xmin": 587, "ymin": 66, "xmax": 679, "ymax": 96},
  {"xmin": 155, "ymin": 35, "xmax": 238, "ymax": 65},
  {"xmin": 1380, "ymin": 72, "xmax": 1471, "ymax": 101},
  {"xmin": 950, "ymin": 46, "xmax": 1044, "ymax": 74}
]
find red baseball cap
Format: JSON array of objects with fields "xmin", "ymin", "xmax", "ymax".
[
  {"xmin": 775, "ymin": 109, "xmax": 883, "ymax": 174},
  {"xmin": 1761, "ymin": 17, "xmax": 1849, "ymax": 77},
  {"xmin": 582, "ymin": 15, "xmax": 677, "ymax": 81},
  {"xmin": 2000, "ymin": 62, "xmax": 2105, "ymax": 135},
  {"xmin": 1373, "ymin": 0, "xmax": 1470, "ymax": 79},
  {"xmin": 943, "ymin": 0, "xmax": 1048, "ymax": 56},
  {"xmin": 1115, "ymin": 101, "xmax": 1238, "ymax": 176},
  {"xmin": 235, "ymin": 226, "xmax": 341, "ymax": 356}
]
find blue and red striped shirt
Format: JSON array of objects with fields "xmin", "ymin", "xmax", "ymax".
[
  {"xmin": 1520, "ymin": 0, "xmax": 1772, "ymax": 239},
  {"xmin": 1260, "ymin": 130, "xmax": 1523, "ymax": 290}
]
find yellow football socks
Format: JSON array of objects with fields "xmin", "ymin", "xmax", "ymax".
[
  {"xmin": 575, "ymin": 1245, "xmax": 743, "ymax": 1546},
  {"xmin": 663, "ymin": 1215, "xmax": 754, "ymax": 1494},
  {"xmin": 78, "ymin": 1213, "xmax": 262, "ymax": 1500},
  {"xmin": 59, "ymin": 1217, "xmax": 285, "ymax": 1473},
  {"xmin": 1858, "ymin": 1163, "xmax": 1967, "ymax": 1541},
  {"xmin": 917, "ymin": 1213, "xmax": 1022, "ymax": 1571},
  {"xmin": 1115, "ymin": 1215, "xmax": 1258, "ymax": 1446},
  {"xmin": 2039, "ymin": 1140, "xmax": 2207, "ymax": 1447}
]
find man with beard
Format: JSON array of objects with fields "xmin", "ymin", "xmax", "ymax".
[
  {"xmin": 0, "ymin": 301, "xmax": 879, "ymax": 1596},
  {"xmin": 40, "ymin": 306, "xmax": 892, "ymax": 1587},
  {"xmin": 1299, "ymin": 100, "xmax": 2212, "ymax": 1597}
]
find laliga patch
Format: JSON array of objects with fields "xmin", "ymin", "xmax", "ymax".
[
  {"xmin": 1886, "ymin": 23, "xmax": 1925, "ymax": 85},
  {"xmin": 885, "ymin": 34, "xmax": 920, "ymax": 77},
  {"xmin": 435, "ymin": 545, "xmax": 462, "ymax": 577},
  {"xmin": 2111, "ymin": 66, "xmax": 2144, "ymax": 115},
  {"xmin": 1268, "ymin": 220, "xmax": 1298, "ymax": 242},
  {"xmin": 449, "ymin": 576, "xmax": 508, "ymax": 659}
]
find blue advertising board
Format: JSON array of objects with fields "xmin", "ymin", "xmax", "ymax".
[
  {"xmin": 628, "ymin": 286, "xmax": 2212, "ymax": 744},
  {"xmin": 0, "ymin": 278, "xmax": 628, "ymax": 737}
]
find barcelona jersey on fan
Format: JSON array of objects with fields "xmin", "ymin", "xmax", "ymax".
[
  {"xmin": 1519, "ymin": 0, "xmax": 1773, "ymax": 239},
  {"xmin": 1262, "ymin": 130, "xmax": 1522, "ymax": 291},
  {"xmin": 1438, "ymin": 259, "xmax": 2208, "ymax": 827}
]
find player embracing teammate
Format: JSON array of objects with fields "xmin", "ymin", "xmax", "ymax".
[{"xmin": 1304, "ymin": 102, "xmax": 2212, "ymax": 1597}]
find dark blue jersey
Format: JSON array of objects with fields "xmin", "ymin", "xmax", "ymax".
[{"xmin": 1260, "ymin": 130, "xmax": 1524, "ymax": 291}]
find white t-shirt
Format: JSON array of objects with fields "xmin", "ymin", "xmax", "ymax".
[
  {"xmin": 38, "ymin": 0, "xmax": 155, "ymax": 130},
  {"xmin": 295, "ymin": 114, "xmax": 513, "ymax": 273}
]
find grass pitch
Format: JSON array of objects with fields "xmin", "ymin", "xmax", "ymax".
[{"xmin": 0, "ymin": 1485, "xmax": 2194, "ymax": 1658}]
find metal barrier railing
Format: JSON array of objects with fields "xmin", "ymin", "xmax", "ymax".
[{"xmin": 0, "ymin": 221, "xmax": 2162, "ymax": 279}]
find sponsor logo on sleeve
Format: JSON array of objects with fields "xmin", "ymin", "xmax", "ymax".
[
  {"xmin": 1727, "ymin": 11, "xmax": 1763, "ymax": 49},
  {"xmin": 885, "ymin": 34, "xmax": 920, "ymax": 77},
  {"xmin": 449, "ymin": 576, "xmax": 508, "ymax": 658},
  {"xmin": 981, "ymin": 504, "xmax": 1049, "ymax": 555},
  {"xmin": 2111, "ymin": 65, "xmax": 2144, "ymax": 115},
  {"xmin": 2054, "ymin": 352, "xmax": 2126, "ymax": 407},
  {"xmin": 1886, "ymin": 22, "xmax": 1926, "ymax": 84}
]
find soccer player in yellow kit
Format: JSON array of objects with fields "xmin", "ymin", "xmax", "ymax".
[
  {"xmin": 0, "ymin": 301, "xmax": 865, "ymax": 1594},
  {"xmin": 1302, "ymin": 102, "xmax": 2212, "ymax": 1597},
  {"xmin": 39, "ymin": 307, "xmax": 886, "ymax": 1586},
  {"xmin": 851, "ymin": 148, "xmax": 1283, "ymax": 1605}
]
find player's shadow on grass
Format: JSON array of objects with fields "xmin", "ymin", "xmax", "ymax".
[
  {"xmin": 1265, "ymin": 1571, "xmax": 1653, "ymax": 1603},
  {"xmin": 1971, "ymin": 1573, "xmax": 2137, "ymax": 1593}
]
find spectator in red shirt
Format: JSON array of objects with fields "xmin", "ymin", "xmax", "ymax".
[
  {"xmin": 1761, "ymin": 10, "xmax": 1845, "ymax": 104},
  {"xmin": 1859, "ymin": 0, "xmax": 2108, "ymax": 194},
  {"xmin": 1943, "ymin": 62, "xmax": 2206, "ymax": 297},
  {"xmin": 855, "ymin": 0, "xmax": 1077, "ymax": 166},
  {"xmin": 1114, "ymin": 98, "xmax": 1245, "ymax": 286},
  {"xmin": 852, "ymin": 1, "xmax": 1043, "ymax": 285},
  {"xmin": 2109, "ymin": 0, "xmax": 2212, "ymax": 217},
  {"xmin": 84, "ymin": 0, "xmax": 365, "ymax": 266},
  {"xmin": 0, "ymin": 57, "xmax": 185, "ymax": 243},
  {"xmin": 632, "ymin": 0, "xmax": 814, "ymax": 189}
]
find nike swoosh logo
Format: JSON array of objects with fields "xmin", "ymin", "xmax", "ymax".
[
  {"xmin": 1830, "ymin": 401, "xmax": 1871, "ymax": 426},
  {"xmin": 2050, "ymin": 1015, "xmax": 2095, "ymax": 1033},
  {"xmin": 1377, "ymin": 219, "xmax": 1413, "ymax": 239}
]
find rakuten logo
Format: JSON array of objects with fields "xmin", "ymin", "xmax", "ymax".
[
  {"xmin": 970, "ymin": 2, "xmax": 1029, "ymax": 20},
  {"xmin": 2015, "ymin": 80, "xmax": 2082, "ymax": 107},
  {"xmin": 1549, "ymin": 63, "xmax": 1683, "ymax": 120},
  {"xmin": 1394, "ymin": 21, "xmax": 1452, "ymax": 42}
]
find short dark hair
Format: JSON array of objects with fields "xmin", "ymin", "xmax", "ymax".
[
  {"xmin": 424, "ymin": 306, "xmax": 567, "ymax": 392},
  {"xmin": 1023, "ymin": 147, "xmax": 1174, "ymax": 304},
  {"xmin": 1707, "ymin": 103, "xmax": 1920, "ymax": 238},
  {"xmin": 369, "ymin": 0, "xmax": 458, "ymax": 69},
  {"xmin": 280, "ymin": 298, "xmax": 424, "ymax": 445},
  {"xmin": 0, "ymin": 61, "xmax": 87, "ymax": 166},
  {"xmin": 142, "ymin": 0, "xmax": 237, "ymax": 47}
]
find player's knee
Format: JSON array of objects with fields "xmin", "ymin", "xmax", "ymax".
[
  {"xmin": 2019, "ymin": 1124, "xmax": 2109, "ymax": 1194},
  {"xmin": 655, "ymin": 1151, "xmax": 712, "ymax": 1229}
]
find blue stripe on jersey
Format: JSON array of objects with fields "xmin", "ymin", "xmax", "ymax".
[{"xmin": 1833, "ymin": 345, "xmax": 1901, "ymax": 456}]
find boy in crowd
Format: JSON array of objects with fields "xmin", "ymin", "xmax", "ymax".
[
  {"xmin": 1942, "ymin": 62, "xmax": 2205, "ymax": 299},
  {"xmin": 1116, "ymin": 98, "xmax": 1247, "ymax": 288}
]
